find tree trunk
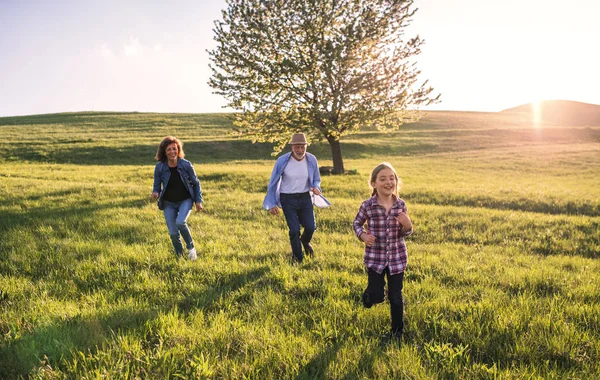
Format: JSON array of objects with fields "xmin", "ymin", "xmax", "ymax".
[{"xmin": 327, "ymin": 138, "xmax": 345, "ymax": 174}]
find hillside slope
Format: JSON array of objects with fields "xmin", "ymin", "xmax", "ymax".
[{"xmin": 501, "ymin": 100, "xmax": 600, "ymax": 126}]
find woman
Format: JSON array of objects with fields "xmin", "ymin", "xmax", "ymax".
[{"xmin": 151, "ymin": 136, "xmax": 203, "ymax": 260}]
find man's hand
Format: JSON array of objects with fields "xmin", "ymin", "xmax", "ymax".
[
  {"xmin": 269, "ymin": 206, "xmax": 280, "ymax": 215},
  {"xmin": 310, "ymin": 187, "xmax": 321, "ymax": 196}
]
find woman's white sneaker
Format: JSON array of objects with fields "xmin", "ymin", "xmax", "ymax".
[{"xmin": 188, "ymin": 248, "xmax": 197, "ymax": 261}]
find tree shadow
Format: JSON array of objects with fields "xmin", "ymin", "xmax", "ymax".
[
  {"xmin": 0, "ymin": 306, "xmax": 161, "ymax": 378},
  {"xmin": 176, "ymin": 266, "xmax": 271, "ymax": 315},
  {"xmin": 0, "ymin": 265, "xmax": 273, "ymax": 378},
  {"xmin": 341, "ymin": 349, "xmax": 378, "ymax": 380},
  {"xmin": 0, "ymin": 196, "xmax": 153, "ymax": 277},
  {"xmin": 2, "ymin": 140, "xmax": 278, "ymax": 165},
  {"xmin": 294, "ymin": 340, "xmax": 379, "ymax": 380},
  {"xmin": 295, "ymin": 341, "xmax": 344, "ymax": 380},
  {"xmin": 404, "ymin": 190, "xmax": 600, "ymax": 217}
]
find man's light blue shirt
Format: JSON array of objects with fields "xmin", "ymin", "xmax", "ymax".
[{"xmin": 263, "ymin": 152, "xmax": 321, "ymax": 210}]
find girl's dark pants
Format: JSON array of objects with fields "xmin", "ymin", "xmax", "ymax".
[{"xmin": 365, "ymin": 267, "xmax": 404, "ymax": 335}]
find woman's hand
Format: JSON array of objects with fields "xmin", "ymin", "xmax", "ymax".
[
  {"xmin": 151, "ymin": 192, "xmax": 159, "ymax": 201},
  {"xmin": 195, "ymin": 203, "xmax": 204, "ymax": 212},
  {"xmin": 395, "ymin": 212, "xmax": 412, "ymax": 231}
]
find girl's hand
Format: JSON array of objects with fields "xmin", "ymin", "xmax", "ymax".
[
  {"xmin": 360, "ymin": 232, "xmax": 376, "ymax": 247},
  {"xmin": 396, "ymin": 212, "xmax": 412, "ymax": 231}
]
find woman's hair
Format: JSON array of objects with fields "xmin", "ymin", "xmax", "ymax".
[
  {"xmin": 155, "ymin": 136, "xmax": 185, "ymax": 161},
  {"xmin": 369, "ymin": 162, "xmax": 401, "ymax": 196}
]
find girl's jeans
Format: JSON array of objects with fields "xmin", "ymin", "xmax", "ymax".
[
  {"xmin": 163, "ymin": 198, "xmax": 194, "ymax": 256},
  {"xmin": 365, "ymin": 268, "xmax": 404, "ymax": 335}
]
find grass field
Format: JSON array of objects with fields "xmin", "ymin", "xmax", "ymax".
[{"xmin": 1, "ymin": 110, "xmax": 599, "ymax": 379}]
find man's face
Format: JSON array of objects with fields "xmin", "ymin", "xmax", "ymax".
[{"xmin": 291, "ymin": 144, "xmax": 307, "ymax": 160}]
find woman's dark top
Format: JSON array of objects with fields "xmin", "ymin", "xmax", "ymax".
[{"xmin": 163, "ymin": 166, "xmax": 191, "ymax": 202}]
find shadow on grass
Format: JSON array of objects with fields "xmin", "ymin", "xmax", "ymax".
[
  {"xmin": 0, "ymin": 307, "xmax": 162, "ymax": 378},
  {"xmin": 8, "ymin": 126, "xmax": 597, "ymax": 166},
  {"xmin": 0, "ymin": 265, "xmax": 273, "ymax": 378},
  {"xmin": 295, "ymin": 341, "xmax": 344, "ymax": 380},
  {"xmin": 3, "ymin": 135, "xmax": 443, "ymax": 166},
  {"xmin": 3, "ymin": 139, "xmax": 278, "ymax": 165},
  {"xmin": 0, "ymin": 196, "xmax": 152, "ymax": 278},
  {"xmin": 404, "ymin": 190, "xmax": 600, "ymax": 217},
  {"xmin": 177, "ymin": 266, "xmax": 271, "ymax": 314},
  {"xmin": 1, "ymin": 131, "xmax": 525, "ymax": 166},
  {"xmin": 295, "ymin": 340, "xmax": 379, "ymax": 379}
]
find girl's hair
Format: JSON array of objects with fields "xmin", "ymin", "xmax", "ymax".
[
  {"xmin": 155, "ymin": 136, "xmax": 185, "ymax": 161},
  {"xmin": 369, "ymin": 162, "xmax": 401, "ymax": 196}
]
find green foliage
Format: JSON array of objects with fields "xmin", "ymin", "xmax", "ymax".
[
  {"xmin": 0, "ymin": 111, "xmax": 599, "ymax": 378},
  {"xmin": 208, "ymin": 0, "xmax": 439, "ymax": 172}
]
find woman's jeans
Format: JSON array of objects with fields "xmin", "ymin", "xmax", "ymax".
[
  {"xmin": 163, "ymin": 198, "xmax": 194, "ymax": 256},
  {"xmin": 280, "ymin": 192, "xmax": 316, "ymax": 261}
]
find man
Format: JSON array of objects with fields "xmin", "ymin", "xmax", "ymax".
[{"xmin": 263, "ymin": 133, "xmax": 323, "ymax": 263}]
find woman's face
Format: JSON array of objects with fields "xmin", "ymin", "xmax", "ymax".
[
  {"xmin": 165, "ymin": 143, "xmax": 179, "ymax": 161},
  {"xmin": 371, "ymin": 167, "xmax": 397, "ymax": 197}
]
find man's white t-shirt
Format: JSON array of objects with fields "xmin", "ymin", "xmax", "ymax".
[{"xmin": 280, "ymin": 157, "xmax": 310, "ymax": 194}]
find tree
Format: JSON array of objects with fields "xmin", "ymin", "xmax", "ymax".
[{"xmin": 208, "ymin": 0, "xmax": 439, "ymax": 173}]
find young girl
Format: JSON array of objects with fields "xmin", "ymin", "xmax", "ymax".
[{"xmin": 352, "ymin": 162, "xmax": 413, "ymax": 340}]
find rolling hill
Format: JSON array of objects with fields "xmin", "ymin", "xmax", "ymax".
[{"xmin": 501, "ymin": 99, "xmax": 600, "ymax": 126}]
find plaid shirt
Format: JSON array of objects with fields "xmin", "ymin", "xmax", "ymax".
[{"xmin": 353, "ymin": 195, "xmax": 412, "ymax": 275}]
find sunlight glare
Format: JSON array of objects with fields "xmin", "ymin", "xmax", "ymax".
[{"xmin": 531, "ymin": 98, "xmax": 543, "ymax": 128}]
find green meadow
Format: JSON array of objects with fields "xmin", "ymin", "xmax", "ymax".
[{"xmin": 0, "ymin": 110, "xmax": 599, "ymax": 379}]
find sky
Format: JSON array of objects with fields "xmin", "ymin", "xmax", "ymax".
[{"xmin": 1, "ymin": 0, "xmax": 599, "ymax": 117}]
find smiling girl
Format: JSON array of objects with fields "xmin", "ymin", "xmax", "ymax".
[{"xmin": 352, "ymin": 162, "xmax": 413, "ymax": 341}]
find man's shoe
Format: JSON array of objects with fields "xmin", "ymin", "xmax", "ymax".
[
  {"xmin": 362, "ymin": 291, "xmax": 373, "ymax": 308},
  {"xmin": 301, "ymin": 240, "xmax": 314, "ymax": 258},
  {"xmin": 188, "ymin": 248, "xmax": 197, "ymax": 261}
]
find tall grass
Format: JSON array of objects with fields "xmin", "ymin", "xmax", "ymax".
[{"xmin": 0, "ymin": 111, "xmax": 599, "ymax": 378}]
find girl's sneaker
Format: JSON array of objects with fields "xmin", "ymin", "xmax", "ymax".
[{"xmin": 362, "ymin": 291, "xmax": 373, "ymax": 308}]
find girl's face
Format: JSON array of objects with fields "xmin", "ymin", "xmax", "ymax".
[
  {"xmin": 371, "ymin": 167, "xmax": 397, "ymax": 197},
  {"xmin": 165, "ymin": 143, "xmax": 179, "ymax": 161}
]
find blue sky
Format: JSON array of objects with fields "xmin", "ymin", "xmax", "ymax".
[{"xmin": 1, "ymin": 0, "xmax": 599, "ymax": 116}]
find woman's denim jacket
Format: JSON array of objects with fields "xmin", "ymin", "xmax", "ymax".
[
  {"xmin": 153, "ymin": 158, "xmax": 203, "ymax": 210},
  {"xmin": 263, "ymin": 152, "xmax": 321, "ymax": 210}
]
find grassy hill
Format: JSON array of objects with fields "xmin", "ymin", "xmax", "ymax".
[
  {"xmin": 0, "ymin": 111, "xmax": 599, "ymax": 378},
  {"xmin": 502, "ymin": 99, "xmax": 600, "ymax": 126}
]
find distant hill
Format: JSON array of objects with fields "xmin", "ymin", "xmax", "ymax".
[{"xmin": 501, "ymin": 100, "xmax": 600, "ymax": 126}]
